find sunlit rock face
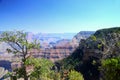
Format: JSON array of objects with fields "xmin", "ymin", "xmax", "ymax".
[{"xmin": 72, "ymin": 31, "xmax": 95, "ymax": 47}]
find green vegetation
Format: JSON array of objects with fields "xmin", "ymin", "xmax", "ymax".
[
  {"xmin": 26, "ymin": 58, "xmax": 57, "ymax": 80},
  {"xmin": 60, "ymin": 48, "xmax": 83, "ymax": 70},
  {"xmin": 68, "ymin": 70, "xmax": 84, "ymax": 80},
  {"xmin": 94, "ymin": 27, "xmax": 120, "ymax": 38},
  {"xmin": 0, "ymin": 31, "xmax": 40, "ymax": 80},
  {"xmin": 116, "ymin": 41, "xmax": 120, "ymax": 47},
  {"xmin": 25, "ymin": 57, "xmax": 84, "ymax": 80},
  {"xmin": 92, "ymin": 60, "xmax": 97, "ymax": 65},
  {"xmin": 101, "ymin": 57, "xmax": 120, "ymax": 80},
  {"xmin": 90, "ymin": 35, "xmax": 97, "ymax": 41},
  {"xmin": 60, "ymin": 27, "xmax": 120, "ymax": 80},
  {"xmin": 97, "ymin": 44, "xmax": 102, "ymax": 49}
]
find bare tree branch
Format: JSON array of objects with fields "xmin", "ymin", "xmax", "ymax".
[{"xmin": 8, "ymin": 42, "xmax": 22, "ymax": 53}]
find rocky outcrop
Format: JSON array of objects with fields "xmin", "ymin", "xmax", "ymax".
[
  {"xmin": 60, "ymin": 27, "xmax": 120, "ymax": 80},
  {"xmin": 70, "ymin": 28, "xmax": 120, "ymax": 61},
  {"xmin": 79, "ymin": 28, "xmax": 120, "ymax": 80},
  {"xmin": 72, "ymin": 31, "xmax": 94, "ymax": 46}
]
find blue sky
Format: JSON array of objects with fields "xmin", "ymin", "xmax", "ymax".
[{"xmin": 0, "ymin": 0, "xmax": 120, "ymax": 33}]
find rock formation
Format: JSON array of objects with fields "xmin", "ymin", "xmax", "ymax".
[{"xmin": 60, "ymin": 27, "xmax": 120, "ymax": 80}]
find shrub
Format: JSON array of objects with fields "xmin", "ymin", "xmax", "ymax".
[
  {"xmin": 68, "ymin": 70, "xmax": 84, "ymax": 80},
  {"xmin": 101, "ymin": 57, "xmax": 120, "ymax": 80},
  {"xmin": 90, "ymin": 35, "xmax": 97, "ymax": 41}
]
